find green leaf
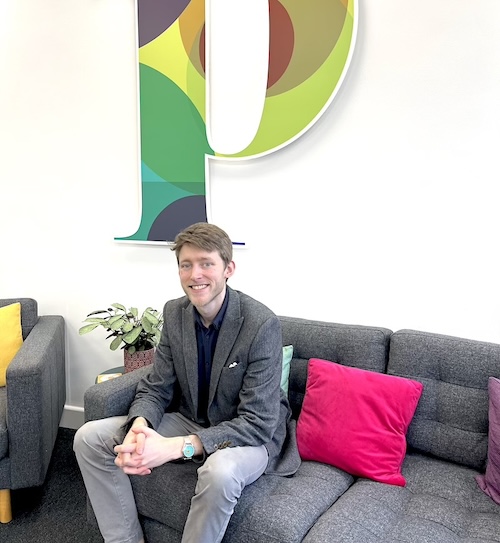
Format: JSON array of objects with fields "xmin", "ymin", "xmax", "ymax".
[
  {"xmin": 110, "ymin": 335, "xmax": 123, "ymax": 351},
  {"xmin": 111, "ymin": 303, "xmax": 127, "ymax": 312},
  {"xmin": 127, "ymin": 345, "xmax": 137, "ymax": 354},
  {"xmin": 108, "ymin": 315, "xmax": 123, "ymax": 324},
  {"xmin": 123, "ymin": 326, "xmax": 142, "ymax": 344},
  {"xmin": 108, "ymin": 316, "xmax": 126, "ymax": 330},
  {"xmin": 143, "ymin": 310, "xmax": 159, "ymax": 326},
  {"xmin": 87, "ymin": 309, "xmax": 109, "ymax": 317},
  {"xmin": 83, "ymin": 317, "xmax": 107, "ymax": 324},
  {"xmin": 122, "ymin": 322, "xmax": 134, "ymax": 333},
  {"xmin": 79, "ymin": 323, "xmax": 100, "ymax": 335},
  {"xmin": 142, "ymin": 318, "xmax": 153, "ymax": 334},
  {"xmin": 129, "ymin": 307, "xmax": 138, "ymax": 318}
]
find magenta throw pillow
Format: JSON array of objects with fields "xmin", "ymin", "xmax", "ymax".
[
  {"xmin": 297, "ymin": 358, "xmax": 424, "ymax": 486},
  {"xmin": 476, "ymin": 377, "xmax": 500, "ymax": 504}
]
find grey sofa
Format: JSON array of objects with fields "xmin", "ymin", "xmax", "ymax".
[
  {"xmin": 84, "ymin": 316, "xmax": 500, "ymax": 542},
  {"xmin": 0, "ymin": 298, "xmax": 66, "ymax": 523}
]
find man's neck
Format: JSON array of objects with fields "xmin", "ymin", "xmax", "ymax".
[{"xmin": 196, "ymin": 287, "xmax": 228, "ymax": 328}]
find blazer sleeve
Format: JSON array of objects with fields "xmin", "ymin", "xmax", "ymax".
[{"xmin": 126, "ymin": 302, "xmax": 178, "ymax": 429}]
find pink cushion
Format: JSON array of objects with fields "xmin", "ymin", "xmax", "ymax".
[
  {"xmin": 476, "ymin": 377, "xmax": 500, "ymax": 504},
  {"xmin": 297, "ymin": 358, "xmax": 424, "ymax": 486}
]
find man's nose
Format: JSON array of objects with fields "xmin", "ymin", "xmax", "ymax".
[{"xmin": 190, "ymin": 264, "xmax": 203, "ymax": 278}]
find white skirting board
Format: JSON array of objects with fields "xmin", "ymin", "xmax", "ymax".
[{"xmin": 60, "ymin": 405, "xmax": 85, "ymax": 429}]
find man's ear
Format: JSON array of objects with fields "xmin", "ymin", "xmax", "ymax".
[{"xmin": 225, "ymin": 261, "xmax": 236, "ymax": 280}]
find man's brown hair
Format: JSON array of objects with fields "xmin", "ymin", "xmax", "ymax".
[{"xmin": 171, "ymin": 223, "xmax": 233, "ymax": 267}]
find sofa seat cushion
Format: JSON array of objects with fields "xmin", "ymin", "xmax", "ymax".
[
  {"xmin": 133, "ymin": 459, "xmax": 355, "ymax": 543},
  {"xmin": 303, "ymin": 453, "xmax": 500, "ymax": 543},
  {"xmin": 0, "ymin": 387, "xmax": 7, "ymax": 459}
]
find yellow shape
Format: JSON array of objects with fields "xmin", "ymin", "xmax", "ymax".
[
  {"xmin": 0, "ymin": 303, "xmax": 23, "ymax": 387},
  {"xmin": 139, "ymin": 20, "xmax": 206, "ymax": 121}
]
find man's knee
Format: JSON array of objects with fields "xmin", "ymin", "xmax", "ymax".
[
  {"xmin": 73, "ymin": 417, "xmax": 124, "ymax": 455},
  {"xmin": 196, "ymin": 448, "xmax": 259, "ymax": 498}
]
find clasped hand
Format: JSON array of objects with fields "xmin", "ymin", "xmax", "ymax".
[{"xmin": 114, "ymin": 419, "xmax": 183, "ymax": 476}]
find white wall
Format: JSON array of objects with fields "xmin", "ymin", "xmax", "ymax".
[{"xmin": 1, "ymin": 0, "xmax": 499, "ymax": 426}]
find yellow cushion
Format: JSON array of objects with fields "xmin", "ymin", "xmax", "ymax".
[{"xmin": 0, "ymin": 302, "xmax": 23, "ymax": 386}]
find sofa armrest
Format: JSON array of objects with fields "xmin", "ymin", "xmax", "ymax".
[
  {"xmin": 84, "ymin": 365, "xmax": 151, "ymax": 422},
  {"xmin": 6, "ymin": 315, "xmax": 66, "ymax": 489}
]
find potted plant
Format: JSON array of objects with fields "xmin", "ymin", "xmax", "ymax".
[{"xmin": 79, "ymin": 303, "xmax": 163, "ymax": 372}]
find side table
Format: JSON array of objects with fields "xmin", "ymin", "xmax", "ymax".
[{"xmin": 96, "ymin": 366, "xmax": 124, "ymax": 384}]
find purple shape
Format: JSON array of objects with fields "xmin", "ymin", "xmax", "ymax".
[
  {"xmin": 476, "ymin": 377, "xmax": 500, "ymax": 505},
  {"xmin": 138, "ymin": 0, "xmax": 191, "ymax": 48}
]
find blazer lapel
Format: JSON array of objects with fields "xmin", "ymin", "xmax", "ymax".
[
  {"xmin": 182, "ymin": 305, "xmax": 199, "ymax": 414},
  {"xmin": 208, "ymin": 288, "xmax": 244, "ymax": 403}
]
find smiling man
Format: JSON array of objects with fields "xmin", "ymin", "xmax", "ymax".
[{"xmin": 74, "ymin": 222, "xmax": 300, "ymax": 543}]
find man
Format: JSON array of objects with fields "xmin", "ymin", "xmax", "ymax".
[{"xmin": 74, "ymin": 222, "xmax": 300, "ymax": 543}]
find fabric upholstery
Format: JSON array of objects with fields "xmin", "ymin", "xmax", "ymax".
[
  {"xmin": 280, "ymin": 316, "xmax": 392, "ymax": 418},
  {"xmin": 303, "ymin": 453, "xmax": 500, "ymax": 543},
  {"xmin": 476, "ymin": 377, "xmax": 500, "ymax": 504},
  {"xmin": 0, "ymin": 302, "xmax": 23, "ymax": 386},
  {"xmin": 0, "ymin": 298, "xmax": 65, "ymax": 494},
  {"xmin": 297, "ymin": 358, "xmax": 423, "ymax": 486},
  {"xmin": 0, "ymin": 387, "xmax": 7, "ymax": 458},
  {"xmin": 132, "ymin": 458, "xmax": 355, "ymax": 543},
  {"xmin": 387, "ymin": 329, "xmax": 500, "ymax": 471},
  {"xmin": 85, "ymin": 316, "xmax": 392, "ymax": 542},
  {"xmin": 83, "ymin": 319, "xmax": 500, "ymax": 543}
]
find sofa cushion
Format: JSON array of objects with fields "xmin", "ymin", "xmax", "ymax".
[
  {"xmin": 303, "ymin": 453, "xmax": 500, "ymax": 543},
  {"xmin": 0, "ymin": 302, "xmax": 23, "ymax": 386},
  {"xmin": 476, "ymin": 377, "xmax": 500, "ymax": 504},
  {"xmin": 281, "ymin": 344, "xmax": 293, "ymax": 395},
  {"xmin": 297, "ymin": 358, "xmax": 423, "ymax": 486},
  {"xmin": 0, "ymin": 298, "xmax": 38, "ymax": 339},
  {"xmin": 388, "ymin": 329, "xmax": 500, "ymax": 471},
  {"xmin": 279, "ymin": 316, "xmax": 392, "ymax": 418},
  {"xmin": 133, "ymin": 458, "xmax": 355, "ymax": 543}
]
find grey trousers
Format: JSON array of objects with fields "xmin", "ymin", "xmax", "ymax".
[{"xmin": 73, "ymin": 413, "xmax": 268, "ymax": 543}]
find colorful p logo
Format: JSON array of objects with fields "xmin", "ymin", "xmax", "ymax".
[{"xmin": 116, "ymin": 0, "xmax": 357, "ymax": 243}]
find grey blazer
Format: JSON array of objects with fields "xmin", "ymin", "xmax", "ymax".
[{"xmin": 128, "ymin": 287, "xmax": 300, "ymax": 476}]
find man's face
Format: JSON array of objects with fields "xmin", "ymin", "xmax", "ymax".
[{"xmin": 178, "ymin": 244, "xmax": 235, "ymax": 319}]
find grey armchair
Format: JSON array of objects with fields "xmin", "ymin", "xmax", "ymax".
[{"xmin": 0, "ymin": 298, "xmax": 65, "ymax": 523}]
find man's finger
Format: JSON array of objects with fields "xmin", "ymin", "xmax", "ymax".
[
  {"xmin": 135, "ymin": 431, "xmax": 146, "ymax": 455},
  {"xmin": 122, "ymin": 465, "xmax": 152, "ymax": 476},
  {"xmin": 114, "ymin": 443, "xmax": 136, "ymax": 454}
]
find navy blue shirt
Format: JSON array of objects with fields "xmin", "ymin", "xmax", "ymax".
[{"xmin": 194, "ymin": 290, "xmax": 229, "ymax": 425}]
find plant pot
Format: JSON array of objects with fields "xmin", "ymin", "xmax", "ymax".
[{"xmin": 124, "ymin": 348, "xmax": 155, "ymax": 373}]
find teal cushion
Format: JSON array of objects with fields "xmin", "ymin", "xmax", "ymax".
[{"xmin": 281, "ymin": 345, "xmax": 293, "ymax": 395}]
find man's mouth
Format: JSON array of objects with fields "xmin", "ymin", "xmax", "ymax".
[{"xmin": 190, "ymin": 284, "xmax": 208, "ymax": 291}]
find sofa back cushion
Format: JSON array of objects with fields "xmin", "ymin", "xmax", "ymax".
[
  {"xmin": 0, "ymin": 298, "xmax": 38, "ymax": 339},
  {"xmin": 279, "ymin": 316, "xmax": 392, "ymax": 418},
  {"xmin": 388, "ymin": 329, "xmax": 500, "ymax": 471}
]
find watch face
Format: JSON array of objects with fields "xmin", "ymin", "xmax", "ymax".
[{"xmin": 183, "ymin": 443, "xmax": 195, "ymax": 458}]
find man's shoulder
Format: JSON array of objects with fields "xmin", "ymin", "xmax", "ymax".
[
  {"xmin": 231, "ymin": 288, "xmax": 277, "ymax": 320},
  {"xmin": 164, "ymin": 295, "xmax": 190, "ymax": 314}
]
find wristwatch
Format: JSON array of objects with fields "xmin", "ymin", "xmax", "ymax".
[{"xmin": 182, "ymin": 438, "xmax": 195, "ymax": 460}]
